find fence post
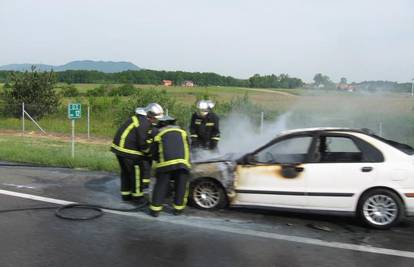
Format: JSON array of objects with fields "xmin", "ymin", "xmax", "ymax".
[
  {"xmin": 260, "ymin": 111, "xmax": 264, "ymax": 134},
  {"xmin": 24, "ymin": 110, "xmax": 46, "ymax": 134},
  {"xmin": 379, "ymin": 122, "xmax": 383, "ymax": 137},
  {"xmin": 71, "ymin": 119, "xmax": 75, "ymax": 158},
  {"xmin": 87, "ymin": 105, "xmax": 90, "ymax": 139},
  {"xmin": 22, "ymin": 102, "xmax": 25, "ymax": 135}
]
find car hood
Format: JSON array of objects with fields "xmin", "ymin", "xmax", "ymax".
[{"xmin": 192, "ymin": 153, "xmax": 242, "ymax": 164}]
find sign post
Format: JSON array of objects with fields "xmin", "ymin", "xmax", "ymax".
[{"xmin": 68, "ymin": 103, "xmax": 82, "ymax": 158}]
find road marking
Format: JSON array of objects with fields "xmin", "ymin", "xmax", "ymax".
[
  {"xmin": 0, "ymin": 189, "xmax": 74, "ymax": 205},
  {"xmin": 2, "ymin": 183, "xmax": 37, "ymax": 189},
  {"xmin": 1, "ymin": 188, "xmax": 414, "ymax": 259}
]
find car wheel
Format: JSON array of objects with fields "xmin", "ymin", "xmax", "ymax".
[
  {"xmin": 189, "ymin": 178, "xmax": 227, "ymax": 210},
  {"xmin": 357, "ymin": 189, "xmax": 404, "ymax": 229}
]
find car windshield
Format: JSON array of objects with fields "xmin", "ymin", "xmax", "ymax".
[{"xmin": 254, "ymin": 136, "xmax": 313, "ymax": 164}]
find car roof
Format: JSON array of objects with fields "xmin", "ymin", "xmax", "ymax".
[
  {"xmin": 277, "ymin": 127, "xmax": 414, "ymax": 155},
  {"xmin": 278, "ymin": 127, "xmax": 368, "ymax": 136}
]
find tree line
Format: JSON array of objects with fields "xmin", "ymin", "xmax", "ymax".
[
  {"xmin": 0, "ymin": 68, "xmax": 275, "ymax": 125},
  {"xmin": 1, "ymin": 69, "xmax": 410, "ymax": 91},
  {"xmin": 0, "ymin": 69, "xmax": 304, "ymax": 89}
]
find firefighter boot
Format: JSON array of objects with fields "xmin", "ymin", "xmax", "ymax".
[{"xmin": 149, "ymin": 209, "xmax": 160, "ymax": 217}]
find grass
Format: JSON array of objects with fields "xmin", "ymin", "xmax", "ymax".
[
  {"xmin": 2, "ymin": 82, "xmax": 414, "ymax": 170},
  {"xmin": 0, "ymin": 135, "xmax": 118, "ymax": 172},
  {"xmin": 0, "ymin": 83, "xmax": 299, "ymax": 137},
  {"xmin": 1, "ymin": 85, "xmax": 413, "ymax": 140},
  {"xmin": 67, "ymin": 83, "xmax": 299, "ymax": 105},
  {"xmin": 0, "ymin": 111, "xmax": 117, "ymax": 137}
]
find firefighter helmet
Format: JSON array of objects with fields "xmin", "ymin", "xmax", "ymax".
[
  {"xmin": 144, "ymin": 103, "xmax": 164, "ymax": 119},
  {"xmin": 196, "ymin": 100, "xmax": 209, "ymax": 116},
  {"xmin": 157, "ymin": 115, "xmax": 177, "ymax": 127},
  {"xmin": 206, "ymin": 100, "xmax": 215, "ymax": 110},
  {"xmin": 135, "ymin": 107, "xmax": 147, "ymax": 116}
]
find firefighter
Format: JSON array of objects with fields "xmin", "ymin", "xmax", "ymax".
[
  {"xmin": 135, "ymin": 107, "xmax": 153, "ymax": 191},
  {"xmin": 189, "ymin": 100, "xmax": 220, "ymax": 152},
  {"xmin": 149, "ymin": 115, "xmax": 191, "ymax": 217},
  {"xmin": 111, "ymin": 103, "xmax": 164, "ymax": 203}
]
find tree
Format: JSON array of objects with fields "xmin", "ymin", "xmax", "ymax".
[
  {"xmin": 340, "ymin": 77, "xmax": 347, "ymax": 84},
  {"xmin": 313, "ymin": 73, "xmax": 334, "ymax": 88},
  {"xmin": 61, "ymin": 84, "xmax": 80, "ymax": 97},
  {"xmin": 313, "ymin": 73, "xmax": 324, "ymax": 86},
  {"xmin": 2, "ymin": 66, "xmax": 61, "ymax": 119},
  {"xmin": 248, "ymin": 73, "xmax": 303, "ymax": 89},
  {"xmin": 108, "ymin": 84, "xmax": 137, "ymax": 96}
]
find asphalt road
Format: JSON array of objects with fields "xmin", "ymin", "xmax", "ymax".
[{"xmin": 0, "ymin": 162, "xmax": 413, "ymax": 267}]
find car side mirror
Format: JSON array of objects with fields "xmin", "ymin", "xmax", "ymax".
[
  {"xmin": 237, "ymin": 153, "xmax": 256, "ymax": 164},
  {"xmin": 281, "ymin": 164, "xmax": 304, "ymax": 178}
]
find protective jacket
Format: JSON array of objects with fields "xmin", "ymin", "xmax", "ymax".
[
  {"xmin": 151, "ymin": 125, "xmax": 191, "ymax": 173},
  {"xmin": 189, "ymin": 112, "xmax": 220, "ymax": 149},
  {"xmin": 111, "ymin": 114, "xmax": 152, "ymax": 159}
]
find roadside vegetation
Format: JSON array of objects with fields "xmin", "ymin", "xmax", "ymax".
[
  {"xmin": 0, "ymin": 135, "xmax": 117, "ymax": 172},
  {"xmin": 1, "ymin": 69, "xmax": 414, "ymax": 171}
]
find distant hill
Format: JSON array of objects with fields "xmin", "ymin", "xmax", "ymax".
[{"xmin": 0, "ymin": 60, "xmax": 140, "ymax": 73}]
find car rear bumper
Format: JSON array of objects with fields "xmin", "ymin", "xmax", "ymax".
[{"xmin": 402, "ymin": 193, "xmax": 414, "ymax": 217}]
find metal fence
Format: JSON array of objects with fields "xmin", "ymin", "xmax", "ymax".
[
  {"xmin": 0, "ymin": 102, "xmax": 123, "ymax": 139},
  {"xmin": 1, "ymin": 102, "xmax": 414, "ymax": 148}
]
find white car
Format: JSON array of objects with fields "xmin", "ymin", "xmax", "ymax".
[{"xmin": 189, "ymin": 128, "xmax": 414, "ymax": 229}]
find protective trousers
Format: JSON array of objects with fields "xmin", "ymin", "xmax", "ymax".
[
  {"xmin": 140, "ymin": 158, "xmax": 152, "ymax": 189},
  {"xmin": 116, "ymin": 155, "xmax": 146, "ymax": 198},
  {"xmin": 150, "ymin": 169, "xmax": 189, "ymax": 212}
]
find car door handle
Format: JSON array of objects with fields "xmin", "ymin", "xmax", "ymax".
[{"xmin": 361, "ymin": 166, "xmax": 373, "ymax": 172}]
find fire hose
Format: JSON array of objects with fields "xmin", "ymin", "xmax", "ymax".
[
  {"xmin": 0, "ymin": 162, "xmax": 149, "ymax": 220},
  {"xmin": 0, "ymin": 201, "xmax": 149, "ymax": 220}
]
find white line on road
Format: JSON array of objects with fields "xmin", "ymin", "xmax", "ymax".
[
  {"xmin": 1, "ymin": 188, "xmax": 414, "ymax": 259},
  {"xmin": 0, "ymin": 189, "xmax": 74, "ymax": 205}
]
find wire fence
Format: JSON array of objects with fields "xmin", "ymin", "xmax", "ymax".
[
  {"xmin": 1, "ymin": 102, "xmax": 414, "ymax": 147},
  {"xmin": 0, "ymin": 102, "xmax": 121, "ymax": 138}
]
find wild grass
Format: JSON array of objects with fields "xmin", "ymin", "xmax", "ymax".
[
  {"xmin": 1, "ymin": 83, "xmax": 414, "ymax": 170},
  {"xmin": 0, "ymin": 135, "xmax": 118, "ymax": 172}
]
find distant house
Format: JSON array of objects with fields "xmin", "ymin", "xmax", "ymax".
[
  {"xmin": 182, "ymin": 80, "xmax": 194, "ymax": 87},
  {"xmin": 337, "ymin": 83, "xmax": 355, "ymax": 92},
  {"xmin": 162, "ymin": 80, "xmax": 173, "ymax": 86}
]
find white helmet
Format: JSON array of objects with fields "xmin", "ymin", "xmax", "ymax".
[
  {"xmin": 157, "ymin": 115, "xmax": 177, "ymax": 127},
  {"xmin": 196, "ymin": 100, "xmax": 209, "ymax": 116},
  {"xmin": 135, "ymin": 107, "xmax": 147, "ymax": 116},
  {"xmin": 206, "ymin": 100, "xmax": 215, "ymax": 110},
  {"xmin": 144, "ymin": 103, "xmax": 164, "ymax": 119}
]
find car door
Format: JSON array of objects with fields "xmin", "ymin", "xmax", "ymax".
[
  {"xmin": 232, "ymin": 134, "xmax": 314, "ymax": 209},
  {"xmin": 305, "ymin": 133, "xmax": 384, "ymax": 211}
]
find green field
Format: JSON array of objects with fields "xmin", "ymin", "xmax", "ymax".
[
  {"xmin": 1, "ymin": 83, "xmax": 414, "ymax": 170},
  {"xmin": 0, "ymin": 83, "xmax": 299, "ymax": 137},
  {"xmin": 1, "ymin": 83, "xmax": 414, "ymax": 140},
  {"xmin": 58, "ymin": 83, "xmax": 300, "ymax": 107}
]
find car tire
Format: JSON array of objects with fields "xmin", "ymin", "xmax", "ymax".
[
  {"xmin": 357, "ymin": 188, "xmax": 404, "ymax": 230},
  {"xmin": 189, "ymin": 178, "xmax": 228, "ymax": 210}
]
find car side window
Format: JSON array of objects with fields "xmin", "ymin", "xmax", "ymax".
[
  {"xmin": 254, "ymin": 136, "xmax": 312, "ymax": 164},
  {"xmin": 318, "ymin": 136, "xmax": 363, "ymax": 162}
]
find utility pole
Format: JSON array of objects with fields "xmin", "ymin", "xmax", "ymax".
[{"xmin": 412, "ymin": 78, "xmax": 414, "ymax": 97}]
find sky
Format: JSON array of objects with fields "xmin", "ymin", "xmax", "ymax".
[{"xmin": 1, "ymin": 0, "xmax": 413, "ymax": 82}]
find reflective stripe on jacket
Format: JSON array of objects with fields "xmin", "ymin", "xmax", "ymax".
[
  {"xmin": 152, "ymin": 126, "xmax": 191, "ymax": 173},
  {"xmin": 189, "ymin": 112, "xmax": 220, "ymax": 143},
  {"xmin": 111, "ymin": 115, "xmax": 151, "ymax": 159}
]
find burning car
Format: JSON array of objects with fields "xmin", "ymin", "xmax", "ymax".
[{"xmin": 188, "ymin": 128, "xmax": 414, "ymax": 229}]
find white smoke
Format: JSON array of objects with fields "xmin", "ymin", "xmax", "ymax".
[
  {"xmin": 193, "ymin": 111, "xmax": 293, "ymax": 160},
  {"xmin": 194, "ymin": 89, "xmax": 413, "ymax": 161}
]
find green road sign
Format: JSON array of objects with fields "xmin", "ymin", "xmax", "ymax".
[{"xmin": 68, "ymin": 103, "xmax": 81, "ymax": 119}]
